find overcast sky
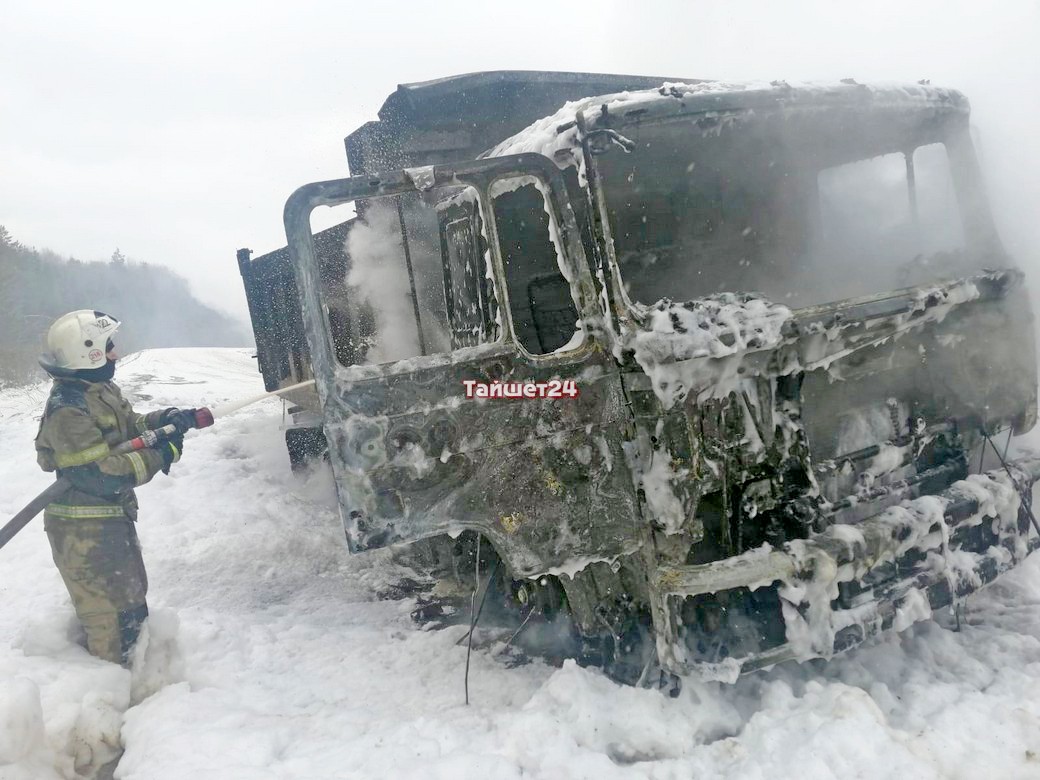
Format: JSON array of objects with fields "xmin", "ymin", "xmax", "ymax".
[{"xmin": 3, "ymin": 0, "xmax": 1037, "ymax": 326}]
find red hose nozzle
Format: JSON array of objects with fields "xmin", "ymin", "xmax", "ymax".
[{"xmin": 194, "ymin": 408, "xmax": 215, "ymax": 429}]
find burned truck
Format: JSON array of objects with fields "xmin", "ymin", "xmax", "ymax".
[{"xmin": 239, "ymin": 71, "xmax": 1040, "ymax": 683}]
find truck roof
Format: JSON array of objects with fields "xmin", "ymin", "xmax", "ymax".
[
  {"xmin": 373, "ymin": 70, "xmax": 694, "ymax": 119},
  {"xmin": 486, "ymin": 79, "xmax": 970, "ymax": 182}
]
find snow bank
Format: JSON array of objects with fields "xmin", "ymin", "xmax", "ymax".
[{"xmin": 2, "ymin": 348, "xmax": 1040, "ymax": 779}]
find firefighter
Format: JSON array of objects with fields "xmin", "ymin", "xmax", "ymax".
[{"xmin": 34, "ymin": 310, "xmax": 196, "ymax": 665}]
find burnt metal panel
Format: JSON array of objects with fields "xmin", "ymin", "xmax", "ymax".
[
  {"xmin": 346, "ymin": 70, "xmax": 691, "ymax": 175},
  {"xmin": 283, "ymin": 154, "xmax": 638, "ymax": 575}
]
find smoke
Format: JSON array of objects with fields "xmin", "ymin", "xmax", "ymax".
[
  {"xmin": 807, "ymin": 143, "xmax": 970, "ymax": 305},
  {"xmin": 344, "ymin": 201, "xmax": 450, "ymax": 365},
  {"xmin": 345, "ymin": 204, "xmax": 420, "ymax": 364},
  {"xmin": 604, "ymin": 110, "xmax": 983, "ymax": 310}
]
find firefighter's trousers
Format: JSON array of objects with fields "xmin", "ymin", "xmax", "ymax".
[{"xmin": 43, "ymin": 514, "xmax": 149, "ymax": 665}]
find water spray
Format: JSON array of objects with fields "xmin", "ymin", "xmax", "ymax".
[{"xmin": 209, "ymin": 378, "xmax": 316, "ymax": 419}]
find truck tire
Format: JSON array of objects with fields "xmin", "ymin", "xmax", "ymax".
[{"xmin": 285, "ymin": 427, "xmax": 328, "ymax": 472}]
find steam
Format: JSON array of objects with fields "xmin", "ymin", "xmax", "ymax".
[
  {"xmin": 344, "ymin": 201, "xmax": 450, "ymax": 365},
  {"xmin": 605, "ymin": 115, "xmax": 980, "ymax": 311},
  {"xmin": 345, "ymin": 204, "xmax": 421, "ymax": 364},
  {"xmin": 805, "ymin": 144, "xmax": 969, "ymax": 304}
]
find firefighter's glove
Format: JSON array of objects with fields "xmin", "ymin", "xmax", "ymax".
[
  {"xmin": 160, "ymin": 407, "xmax": 198, "ymax": 434},
  {"xmin": 158, "ymin": 435, "xmax": 184, "ymax": 475}
]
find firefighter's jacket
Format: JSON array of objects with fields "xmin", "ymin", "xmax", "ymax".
[{"xmin": 35, "ymin": 379, "xmax": 169, "ymax": 520}]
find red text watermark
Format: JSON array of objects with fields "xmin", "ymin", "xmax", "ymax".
[{"xmin": 463, "ymin": 379, "xmax": 579, "ymax": 399}]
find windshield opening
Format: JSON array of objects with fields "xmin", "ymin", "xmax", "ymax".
[{"xmin": 597, "ymin": 113, "xmax": 974, "ymax": 309}]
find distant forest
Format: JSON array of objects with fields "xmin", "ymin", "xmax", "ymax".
[{"xmin": 0, "ymin": 225, "xmax": 249, "ymax": 385}]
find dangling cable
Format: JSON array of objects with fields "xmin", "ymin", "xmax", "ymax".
[
  {"xmin": 983, "ymin": 431, "xmax": 1040, "ymax": 538},
  {"xmin": 464, "ymin": 557, "xmax": 500, "ymax": 705},
  {"xmin": 496, "ymin": 607, "xmax": 535, "ymax": 657}
]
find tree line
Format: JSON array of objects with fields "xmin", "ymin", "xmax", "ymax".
[{"xmin": 0, "ymin": 225, "xmax": 249, "ymax": 385}]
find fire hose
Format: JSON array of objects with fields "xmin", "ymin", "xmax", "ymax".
[{"xmin": 0, "ymin": 379, "xmax": 315, "ymax": 550}]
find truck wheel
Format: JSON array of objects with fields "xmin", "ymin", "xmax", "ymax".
[{"xmin": 285, "ymin": 427, "xmax": 328, "ymax": 472}]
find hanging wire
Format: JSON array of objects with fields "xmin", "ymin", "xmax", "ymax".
[
  {"xmin": 464, "ymin": 553, "xmax": 500, "ymax": 705},
  {"xmin": 496, "ymin": 608, "xmax": 535, "ymax": 657},
  {"xmin": 982, "ymin": 431, "xmax": 1040, "ymax": 539}
]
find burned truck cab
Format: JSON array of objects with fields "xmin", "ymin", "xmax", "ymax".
[{"xmin": 258, "ymin": 73, "xmax": 1040, "ymax": 682}]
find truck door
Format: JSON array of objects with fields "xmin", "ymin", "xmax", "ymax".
[{"xmin": 283, "ymin": 154, "xmax": 642, "ymax": 577}]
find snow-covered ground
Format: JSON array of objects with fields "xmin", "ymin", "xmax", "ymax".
[{"xmin": 3, "ymin": 348, "xmax": 1040, "ymax": 779}]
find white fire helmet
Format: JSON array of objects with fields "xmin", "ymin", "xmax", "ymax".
[{"xmin": 44, "ymin": 310, "xmax": 121, "ymax": 370}]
